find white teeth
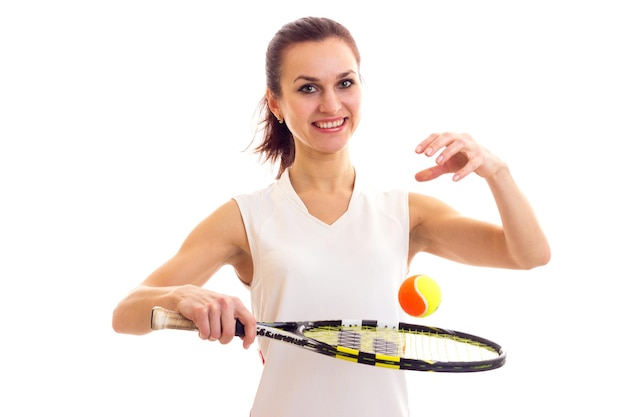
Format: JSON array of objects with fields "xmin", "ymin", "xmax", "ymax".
[{"xmin": 316, "ymin": 118, "xmax": 345, "ymax": 129}]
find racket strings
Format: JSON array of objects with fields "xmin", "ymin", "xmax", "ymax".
[
  {"xmin": 334, "ymin": 329, "xmax": 398, "ymax": 356},
  {"xmin": 404, "ymin": 331, "xmax": 500, "ymax": 362},
  {"xmin": 305, "ymin": 325, "xmax": 500, "ymax": 362}
]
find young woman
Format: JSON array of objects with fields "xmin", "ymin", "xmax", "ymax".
[{"xmin": 112, "ymin": 17, "xmax": 550, "ymax": 416}]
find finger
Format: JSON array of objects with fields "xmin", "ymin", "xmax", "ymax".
[
  {"xmin": 415, "ymin": 165, "xmax": 446, "ymax": 182},
  {"xmin": 191, "ymin": 307, "xmax": 211, "ymax": 340},
  {"xmin": 415, "ymin": 133, "xmax": 439, "ymax": 154},
  {"xmin": 218, "ymin": 306, "xmax": 237, "ymax": 345},
  {"xmin": 424, "ymin": 132, "xmax": 457, "ymax": 157},
  {"xmin": 207, "ymin": 303, "xmax": 222, "ymax": 341},
  {"xmin": 458, "ymin": 145, "xmax": 484, "ymax": 179},
  {"xmin": 434, "ymin": 139, "xmax": 466, "ymax": 166},
  {"xmin": 226, "ymin": 298, "xmax": 257, "ymax": 349},
  {"xmin": 238, "ymin": 315, "xmax": 257, "ymax": 350},
  {"xmin": 452, "ymin": 154, "xmax": 483, "ymax": 181}
]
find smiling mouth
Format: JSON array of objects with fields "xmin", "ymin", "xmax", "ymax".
[{"xmin": 314, "ymin": 118, "xmax": 346, "ymax": 129}]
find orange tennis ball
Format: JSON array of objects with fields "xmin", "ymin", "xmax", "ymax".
[{"xmin": 398, "ymin": 274, "xmax": 441, "ymax": 317}]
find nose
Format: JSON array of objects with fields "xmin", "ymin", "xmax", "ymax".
[{"xmin": 319, "ymin": 90, "xmax": 341, "ymax": 114}]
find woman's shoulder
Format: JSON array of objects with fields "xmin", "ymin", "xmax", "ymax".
[{"xmin": 407, "ymin": 191, "xmax": 460, "ymax": 229}]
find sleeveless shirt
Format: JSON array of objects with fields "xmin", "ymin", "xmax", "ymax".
[{"xmin": 234, "ymin": 169, "xmax": 410, "ymax": 417}]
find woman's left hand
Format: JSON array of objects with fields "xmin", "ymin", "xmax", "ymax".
[{"xmin": 414, "ymin": 132, "xmax": 504, "ymax": 182}]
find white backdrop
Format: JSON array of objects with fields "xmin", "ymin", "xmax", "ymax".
[{"xmin": 1, "ymin": 1, "xmax": 624, "ymax": 415}]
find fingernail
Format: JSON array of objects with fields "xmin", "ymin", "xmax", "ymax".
[
  {"xmin": 425, "ymin": 147, "xmax": 433, "ymax": 156},
  {"xmin": 415, "ymin": 145, "xmax": 423, "ymax": 153},
  {"xmin": 436, "ymin": 154, "xmax": 443, "ymax": 163}
]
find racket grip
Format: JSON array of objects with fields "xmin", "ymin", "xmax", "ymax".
[
  {"xmin": 235, "ymin": 319, "xmax": 245, "ymax": 338},
  {"xmin": 150, "ymin": 306, "xmax": 197, "ymax": 331},
  {"xmin": 151, "ymin": 307, "xmax": 248, "ymax": 338}
]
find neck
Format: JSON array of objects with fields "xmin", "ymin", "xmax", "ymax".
[{"xmin": 289, "ymin": 155, "xmax": 355, "ymax": 193}]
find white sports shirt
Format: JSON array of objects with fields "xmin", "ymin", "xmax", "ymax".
[{"xmin": 234, "ymin": 169, "xmax": 411, "ymax": 417}]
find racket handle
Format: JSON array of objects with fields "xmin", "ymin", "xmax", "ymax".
[
  {"xmin": 151, "ymin": 306, "xmax": 248, "ymax": 338},
  {"xmin": 235, "ymin": 319, "xmax": 245, "ymax": 338},
  {"xmin": 151, "ymin": 306, "xmax": 197, "ymax": 331}
]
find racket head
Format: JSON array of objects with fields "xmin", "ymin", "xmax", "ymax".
[{"xmin": 293, "ymin": 319, "xmax": 506, "ymax": 373}]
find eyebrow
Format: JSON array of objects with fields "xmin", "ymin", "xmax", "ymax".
[{"xmin": 292, "ymin": 70, "xmax": 357, "ymax": 84}]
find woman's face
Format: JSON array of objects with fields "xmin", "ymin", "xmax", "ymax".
[{"xmin": 269, "ymin": 37, "xmax": 362, "ymax": 158}]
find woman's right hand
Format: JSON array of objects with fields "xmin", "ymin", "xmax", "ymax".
[{"xmin": 174, "ymin": 284, "xmax": 257, "ymax": 349}]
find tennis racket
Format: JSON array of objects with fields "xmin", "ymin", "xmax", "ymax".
[{"xmin": 150, "ymin": 306, "xmax": 505, "ymax": 373}]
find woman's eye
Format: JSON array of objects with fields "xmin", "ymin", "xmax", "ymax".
[
  {"xmin": 339, "ymin": 79, "xmax": 354, "ymax": 89},
  {"xmin": 299, "ymin": 84, "xmax": 318, "ymax": 93}
]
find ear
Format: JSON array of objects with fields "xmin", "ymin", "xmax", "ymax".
[{"xmin": 266, "ymin": 88, "xmax": 281, "ymax": 118}]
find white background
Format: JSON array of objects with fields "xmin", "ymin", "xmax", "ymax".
[{"xmin": 1, "ymin": 1, "xmax": 624, "ymax": 415}]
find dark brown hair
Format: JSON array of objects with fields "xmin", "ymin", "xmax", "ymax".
[{"xmin": 252, "ymin": 17, "xmax": 361, "ymax": 178}]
